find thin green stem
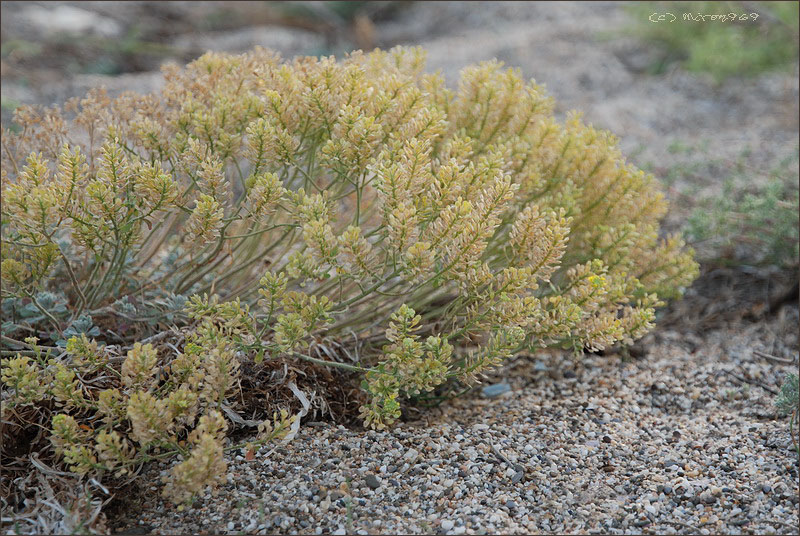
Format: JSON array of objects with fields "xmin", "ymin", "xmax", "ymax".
[{"xmin": 290, "ymin": 350, "xmax": 367, "ymax": 373}]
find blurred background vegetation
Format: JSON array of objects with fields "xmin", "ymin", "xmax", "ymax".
[{"xmin": 624, "ymin": 1, "xmax": 799, "ymax": 81}]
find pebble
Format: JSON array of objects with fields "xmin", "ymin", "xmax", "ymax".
[
  {"xmin": 482, "ymin": 383, "xmax": 511, "ymax": 397},
  {"xmin": 365, "ymin": 474, "xmax": 381, "ymax": 489},
  {"xmin": 441, "ymin": 519, "xmax": 454, "ymax": 531}
]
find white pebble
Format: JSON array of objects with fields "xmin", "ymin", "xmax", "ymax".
[{"xmin": 442, "ymin": 519, "xmax": 455, "ymax": 531}]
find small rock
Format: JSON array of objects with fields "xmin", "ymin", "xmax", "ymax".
[
  {"xmin": 442, "ymin": 519, "xmax": 455, "ymax": 531},
  {"xmin": 482, "ymin": 383, "xmax": 511, "ymax": 397},
  {"xmin": 21, "ymin": 5, "xmax": 122, "ymax": 37},
  {"xmin": 404, "ymin": 449, "xmax": 419, "ymax": 461},
  {"xmin": 365, "ymin": 474, "xmax": 381, "ymax": 489},
  {"xmin": 663, "ymin": 459, "xmax": 681, "ymax": 469},
  {"xmin": 761, "ymin": 484, "xmax": 772, "ymax": 494}
]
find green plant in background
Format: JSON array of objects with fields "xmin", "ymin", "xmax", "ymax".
[
  {"xmin": 775, "ymin": 372, "xmax": 799, "ymax": 456},
  {"xmin": 625, "ymin": 1, "xmax": 799, "ymax": 81},
  {"xmin": 1, "ymin": 26, "xmax": 179, "ymax": 77},
  {"xmin": 0, "ymin": 39, "xmax": 44, "ymax": 62},
  {"xmin": 1, "ymin": 47, "xmax": 697, "ymax": 504},
  {"xmin": 685, "ymin": 149, "xmax": 799, "ymax": 268}
]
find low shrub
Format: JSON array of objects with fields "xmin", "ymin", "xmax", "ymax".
[
  {"xmin": 1, "ymin": 46, "xmax": 697, "ymax": 508},
  {"xmin": 685, "ymin": 151, "xmax": 799, "ymax": 269}
]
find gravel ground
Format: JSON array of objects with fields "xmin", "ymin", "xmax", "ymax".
[{"xmin": 113, "ymin": 308, "xmax": 799, "ymax": 536}]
